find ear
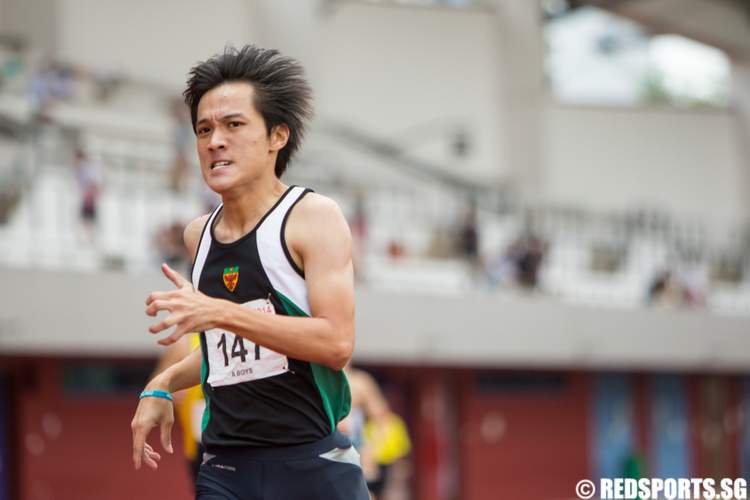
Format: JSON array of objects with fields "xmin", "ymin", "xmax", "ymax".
[{"xmin": 269, "ymin": 124, "xmax": 290, "ymax": 152}]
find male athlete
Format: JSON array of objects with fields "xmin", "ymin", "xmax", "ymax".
[{"xmin": 130, "ymin": 45, "xmax": 369, "ymax": 499}]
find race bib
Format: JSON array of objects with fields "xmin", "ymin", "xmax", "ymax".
[{"xmin": 205, "ymin": 297, "xmax": 288, "ymax": 387}]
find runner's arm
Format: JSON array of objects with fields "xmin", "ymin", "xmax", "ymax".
[
  {"xmin": 130, "ymin": 215, "xmax": 208, "ymax": 470},
  {"xmin": 145, "ymin": 346, "xmax": 202, "ymax": 393}
]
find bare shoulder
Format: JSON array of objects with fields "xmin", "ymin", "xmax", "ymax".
[
  {"xmin": 286, "ymin": 192, "xmax": 352, "ymax": 268},
  {"xmin": 293, "ymin": 192, "xmax": 347, "ymax": 224},
  {"xmin": 183, "ymin": 214, "xmax": 211, "ymax": 260},
  {"xmin": 289, "ymin": 193, "xmax": 351, "ymax": 243}
]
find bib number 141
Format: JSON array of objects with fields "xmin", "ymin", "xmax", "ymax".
[
  {"xmin": 205, "ymin": 297, "xmax": 288, "ymax": 388},
  {"xmin": 216, "ymin": 332, "xmax": 260, "ymax": 365}
]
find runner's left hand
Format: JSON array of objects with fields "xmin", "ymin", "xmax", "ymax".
[{"xmin": 146, "ymin": 263, "xmax": 221, "ymax": 345}]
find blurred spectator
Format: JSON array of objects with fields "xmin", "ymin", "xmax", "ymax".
[
  {"xmin": 647, "ymin": 270, "xmax": 681, "ymax": 307},
  {"xmin": 155, "ymin": 222, "xmax": 188, "ymax": 270},
  {"xmin": 484, "ymin": 250, "xmax": 517, "ymax": 288},
  {"xmin": 505, "ymin": 233, "xmax": 547, "ymax": 290},
  {"xmin": 647, "ymin": 267, "xmax": 708, "ymax": 309},
  {"xmin": 387, "ymin": 240, "xmax": 406, "ymax": 260},
  {"xmin": 680, "ymin": 263, "xmax": 708, "ymax": 308},
  {"xmin": 0, "ymin": 186, "xmax": 20, "ymax": 224},
  {"xmin": 74, "ymin": 149, "xmax": 102, "ymax": 241},
  {"xmin": 456, "ymin": 199, "xmax": 481, "ymax": 281},
  {"xmin": 339, "ymin": 364, "xmax": 411, "ymax": 500},
  {"xmin": 457, "ymin": 202, "xmax": 478, "ymax": 259},
  {"xmin": 28, "ymin": 59, "xmax": 75, "ymax": 122}
]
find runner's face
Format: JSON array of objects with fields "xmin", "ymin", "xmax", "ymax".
[{"xmin": 195, "ymin": 82, "xmax": 282, "ymax": 194}]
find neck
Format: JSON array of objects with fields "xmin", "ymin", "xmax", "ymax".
[{"xmin": 217, "ymin": 173, "xmax": 288, "ymax": 237}]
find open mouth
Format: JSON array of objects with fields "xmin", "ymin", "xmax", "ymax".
[{"xmin": 210, "ymin": 160, "xmax": 232, "ymax": 170}]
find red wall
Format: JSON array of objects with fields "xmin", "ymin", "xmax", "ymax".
[
  {"xmin": 14, "ymin": 359, "xmax": 194, "ymax": 500},
  {"xmin": 458, "ymin": 372, "xmax": 590, "ymax": 500},
  {"xmin": 689, "ymin": 375, "xmax": 741, "ymax": 479},
  {"xmin": 9, "ymin": 359, "xmax": 747, "ymax": 500}
]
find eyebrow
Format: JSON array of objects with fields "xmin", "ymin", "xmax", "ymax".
[{"xmin": 195, "ymin": 113, "xmax": 248, "ymax": 126}]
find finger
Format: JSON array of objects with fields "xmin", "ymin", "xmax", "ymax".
[
  {"xmin": 145, "ymin": 447, "xmax": 162, "ymax": 461},
  {"xmin": 160, "ymin": 419, "xmax": 174, "ymax": 454},
  {"xmin": 143, "ymin": 443, "xmax": 163, "ymax": 468},
  {"xmin": 157, "ymin": 324, "xmax": 190, "ymax": 346},
  {"xmin": 146, "ymin": 300, "xmax": 172, "ymax": 317},
  {"xmin": 132, "ymin": 429, "xmax": 147, "ymax": 470},
  {"xmin": 149, "ymin": 321, "xmax": 168, "ymax": 334},
  {"xmin": 145, "ymin": 290, "xmax": 178, "ymax": 306},
  {"xmin": 149, "ymin": 313, "xmax": 181, "ymax": 334},
  {"xmin": 157, "ymin": 329, "xmax": 184, "ymax": 346},
  {"xmin": 143, "ymin": 453, "xmax": 159, "ymax": 470},
  {"xmin": 162, "ymin": 263, "xmax": 189, "ymax": 289}
]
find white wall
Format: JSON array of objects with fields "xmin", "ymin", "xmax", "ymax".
[
  {"xmin": 1, "ymin": 267, "xmax": 749, "ymax": 372},
  {"xmin": 249, "ymin": 0, "xmax": 324, "ymax": 89},
  {"xmin": 732, "ymin": 63, "xmax": 750, "ymax": 205},
  {"xmin": 56, "ymin": 0, "xmax": 254, "ymax": 89},
  {"xmin": 316, "ymin": 3, "xmax": 506, "ymax": 184},
  {"xmin": 541, "ymin": 105, "xmax": 748, "ymax": 225},
  {"xmin": 494, "ymin": 0, "xmax": 544, "ymax": 193}
]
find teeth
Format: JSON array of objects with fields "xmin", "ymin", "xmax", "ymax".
[{"xmin": 211, "ymin": 161, "xmax": 231, "ymax": 169}]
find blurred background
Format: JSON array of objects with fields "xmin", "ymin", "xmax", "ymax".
[{"xmin": 0, "ymin": 0, "xmax": 749, "ymax": 499}]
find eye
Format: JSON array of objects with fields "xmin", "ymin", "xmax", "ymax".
[
  {"xmin": 228, "ymin": 121, "xmax": 243, "ymax": 128},
  {"xmin": 197, "ymin": 126, "xmax": 211, "ymax": 136}
]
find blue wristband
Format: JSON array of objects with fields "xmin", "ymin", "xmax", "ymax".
[{"xmin": 139, "ymin": 389, "xmax": 173, "ymax": 402}]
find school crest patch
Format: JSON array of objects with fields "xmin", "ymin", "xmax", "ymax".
[{"xmin": 223, "ymin": 266, "xmax": 239, "ymax": 292}]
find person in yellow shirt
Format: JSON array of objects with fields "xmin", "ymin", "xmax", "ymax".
[{"xmin": 339, "ymin": 365, "xmax": 411, "ymax": 499}]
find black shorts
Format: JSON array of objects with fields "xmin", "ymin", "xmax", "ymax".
[
  {"xmin": 189, "ymin": 443, "xmax": 206, "ymax": 484},
  {"xmin": 195, "ymin": 432, "xmax": 369, "ymax": 500}
]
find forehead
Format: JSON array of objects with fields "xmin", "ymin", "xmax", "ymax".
[{"xmin": 196, "ymin": 82, "xmax": 258, "ymax": 118}]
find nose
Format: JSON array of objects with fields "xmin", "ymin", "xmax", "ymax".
[{"xmin": 207, "ymin": 129, "xmax": 227, "ymax": 151}]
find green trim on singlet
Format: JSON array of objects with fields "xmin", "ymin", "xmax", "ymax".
[
  {"xmin": 200, "ymin": 336, "xmax": 211, "ymax": 433},
  {"xmin": 309, "ymin": 363, "xmax": 352, "ymax": 432},
  {"xmin": 274, "ymin": 289, "xmax": 352, "ymax": 432}
]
